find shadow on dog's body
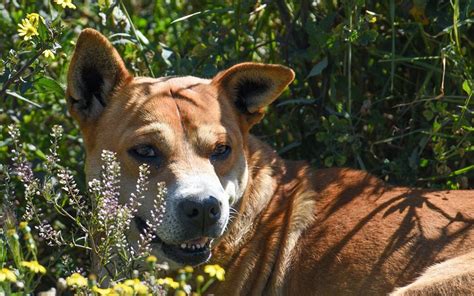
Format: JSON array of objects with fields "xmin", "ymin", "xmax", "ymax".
[
  {"xmin": 206, "ymin": 135, "xmax": 474, "ymax": 295},
  {"xmin": 208, "ymin": 135, "xmax": 474, "ymax": 295},
  {"xmin": 67, "ymin": 29, "xmax": 474, "ymax": 295}
]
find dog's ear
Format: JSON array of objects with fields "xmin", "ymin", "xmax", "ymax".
[
  {"xmin": 66, "ymin": 28, "xmax": 131, "ymax": 122},
  {"xmin": 212, "ymin": 62, "xmax": 294, "ymax": 127}
]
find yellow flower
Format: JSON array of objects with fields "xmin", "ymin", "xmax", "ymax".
[
  {"xmin": 6, "ymin": 228, "xmax": 17, "ymax": 237},
  {"xmin": 54, "ymin": 0, "xmax": 77, "ymax": 9},
  {"xmin": 92, "ymin": 286, "xmax": 113, "ymax": 295},
  {"xmin": 195, "ymin": 275, "xmax": 204, "ymax": 284},
  {"xmin": 17, "ymin": 19, "xmax": 39, "ymax": 41},
  {"xmin": 175, "ymin": 290, "xmax": 186, "ymax": 296},
  {"xmin": 26, "ymin": 13, "xmax": 44, "ymax": 26},
  {"xmin": 204, "ymin": 264, "xmax": 225, "ymax": 281},
  {"xmin": 113, "ymin": 283, "xmax": 134, "ymax": 296},
  {"xmin": 123, "ymin": 279, "xmax": 148, "ymax": 295},
  {"xmin": 184, "ymin": 266, "xmax": 193, "ymax": 273},
  {"xmin": 21, "ymin": 260, "xmax": 46, "ymax": 274},
  {"xmin": 157, "ymin": 277, "xmax": 179, "ymax": 289},
  {"xmin": 65, "ymin": 273, "xmax": 87, "ymax": 287},
  {"xmin": 98, "ymin": 0, "xmax": 111, "ymax": 10},
  {"xmin": 409, "ymin": 5, "xmax": 429, "ymax": 26},
  {"xmin": 19, "ymin": 221, "xmax": 29, "ymax": 230},
  {"xmin": 145, "ymin": 255, "xmax": 157, "ymax": 263},
  {"xmin": 0, "ymin": 268, "xmax": 17, "ymax": 283},
  {"xmin": 368, "ymin": 15, "xmax": 377, "ymax": 23},
  {"xmin": 43, "ymin": 49, "xmax": 55, "ymax": 59}
]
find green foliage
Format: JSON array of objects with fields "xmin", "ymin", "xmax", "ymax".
[{"xmin": 1, "ymin": 1, "xmax": 473, "ymax": 187}]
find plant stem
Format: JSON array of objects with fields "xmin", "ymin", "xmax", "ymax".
[
  {"xmin": 119, "ymin": 0, "xmax": 155, "ymax": 77},
  {"xmin": 0, "ymin": 49, "xmax": 45, "ymax": 100},
  {"xmin": 451, "ymin": 0, "xmax": 461, "ymax": 53},
  {"xmin": 201, "ymin": 278, "xmax": 215, "ymax": 292},
  {"xmin": 390, "ymin": 0, "xmax": 395, "ymax": 94},
  {"xmin": 347, "ymin": 8, "xmax": 352, "ymax": 117}
]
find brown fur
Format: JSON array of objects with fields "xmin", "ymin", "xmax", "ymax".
[
  {"xmin": 67, "ymin": 29, "xmax": 474, "ymax": 295},
  {"xmin": 390, "ymin": 251, "xmax": 474, "ymax": 296},
  {"xmin": 206, "ymin": 139, "xmax": 474, "ymax": 295}
]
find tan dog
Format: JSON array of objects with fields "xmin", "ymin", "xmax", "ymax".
[{"xmin": 67, "ymin": 29, "xmax": 474, "ymax": 295}]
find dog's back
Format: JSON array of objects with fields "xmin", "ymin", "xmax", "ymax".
[
  {"xmin": 210, "ymin": 137, "xmax": 474, "ymax": 295},
  {"xmin": 391, "ymin": 251, "xmax": 474, "ymax": 296}
]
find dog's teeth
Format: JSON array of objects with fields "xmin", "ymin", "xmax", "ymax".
[
  {"xmin": 191, "ymin": 245, "xmax": 196, "ymax": 250},
  {"xmin": 180, "ymin": 243, "xmax": 186, "ymax": 249}
]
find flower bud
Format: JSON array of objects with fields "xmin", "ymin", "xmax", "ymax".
[{"xmin": 196, "ymin": 275, "xmax": 205, "ymax": 284}]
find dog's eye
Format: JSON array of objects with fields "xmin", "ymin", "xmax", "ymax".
[
  {"xmin": 134, "ymin": 145, "xmax": 156, "ymax": 157},
  {"xmin": 129, "ymin": 145, "xmax": 160, "ymax": 164},
  {"xmin": 211, "ymin": 144, "xmax": 231, "ymax": 161}
]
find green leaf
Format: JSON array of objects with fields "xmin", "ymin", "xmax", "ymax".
[
  {"xmin": 277, "ymin": 98, "xmax": 318, "ymax": 107},
  {"xmin": 307, "ymin": 57, "xmax": 328, "ymax": 78},
  {"xmin": 171, "ymin": 10, "xmax": 206, "ymax": 24},
  {"xmin": 336, "ymin": 155, "xmax": 347, "ymax": 166},
  {"xmin": 135, "ymin": 30, "xmax": 150, "ymax": 45},
  {"xmin": 324, "ymin": 156, "xmax": 334, "ymax": 167},
  {"xmin": 35, "ymin": 77, "xmax": 65, "ymax": 97},
  {"xmin": 422, "ymin": 109, "xmax": 434, "ymax": 121},
  {"xmin": 420, "ymin": 158, "xmax": 429, "ymax": 168},
  {"xmin": 462, "ymin": 80, "xmax": 472, "ymax": 95},
  {"xmin": 38, "ymin": 21, "xmax": 48, "ymax": 41}
]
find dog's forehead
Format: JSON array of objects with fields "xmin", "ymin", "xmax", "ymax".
[
  {"xmin": 105, "ymin": 75, "xmax": 238, "ymax": 143},
  {"xmin": 133, "ymin": 76, "xmax": 212, "ymax": 99},
  {"xmin": 133, "ymin": 76, "xmax": 218, "ymax": 114}
]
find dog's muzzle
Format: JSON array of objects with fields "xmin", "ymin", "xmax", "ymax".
[
  {"xmin": 134, "ymin": 195, "xmax": 224, "ymax": 266},
  {"xmin": 177, "ymin": 195, "xmax": 222, "ymax": 233}
]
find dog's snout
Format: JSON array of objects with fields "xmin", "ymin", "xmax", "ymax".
[
  {"xmin": 205, "ymin": 196, "xmax": 222, "ymax": 223},
  {"xmin": 178, "ymin": 196, "xmax": 222, "ymax": 232}
]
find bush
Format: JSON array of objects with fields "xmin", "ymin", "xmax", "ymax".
[{"xmin": 0, "ymin": 0, "xmax": 473, "ymax": 294}]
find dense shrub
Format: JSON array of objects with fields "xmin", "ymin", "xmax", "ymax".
[
  {"xmin": 0, "ymin": 0, "xmax": 473, "ymax": 293},
  {"xmin": 1, "ymin": 1, "xmax": 473, "ymax": 188}
]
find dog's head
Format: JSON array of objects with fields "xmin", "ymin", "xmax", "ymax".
[{"xmin": 66, "ymin": 29, "xmax": 294, "ymax": 267}]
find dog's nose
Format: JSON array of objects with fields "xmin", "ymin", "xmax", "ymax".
[{"xmin": 179, "ymin": 196, "xmax": 222, "ymax": 231}]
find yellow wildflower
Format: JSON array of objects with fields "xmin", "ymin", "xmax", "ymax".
[
  {"xmin": 409, "ymin": 5, "xmax": 429, "ymax": 26},
  {"xmin": 17, "ymin": 19, "xmax": 39, "ymax": 41},
  {"xmin": 175, "ymin": 290, "xmax": 186, "ymax": 296},
  {"xmin": 54, "ymin": 0, "xmax": 77, "ymax": 9},
  {"xmin": 157, "ymin": 277, "xmax": 179, "ymax": 289},
  {"xmin": 195, "ymin": 275, "xmax": 204, "ymax": 284},
  {"xmin": 65, "ymin": 273, "xmax": 87, "ymax": 287},
  {"xmin": 98, "ymin": 0, "xmax": 111, "ymax": 10},
  {"xmin": 6, "ymin": 228, "xmax": 17, "ymax": 237},
  {"xmin": 26, "ymin": 13, "xmax": 44, "ymax": 26},
  {"xmin": 145, "ymin": 255, "xmax": 157, "ymax": 263},
  {"xmin": 92, "ymin": 286, "xmax": 113, "ymax": 295},
  {"xmin": 204, "ymin": 264, "xmax": 225, "ymax": 281},
  {"xmin": 43, "ymin": 49, "xmax": 55, "ymax": 59},
  {"xmin": 184, "ymin": 265, "xmax": 194, "ymax": 273},
  {"xmin": 0, "ymin": 268, "xmax": 17, "ymax": 282},
  {"xmin": 365, "ymin": 10, "xmax": 377, "ymax": 23},
  {"xmin": 123, "ymin": 279, "xmax": 148, "ymax": 295},
  {"xmin": 21, "ymin": 260, "xmax": 46, "ymax": 274},
  {"xmin": 113, "ymin": 283, "xmax": 134, "ymax": 296},
  {"xmin": 19, "ymin": 221, "xmax": 29, "ymax": 229}
]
